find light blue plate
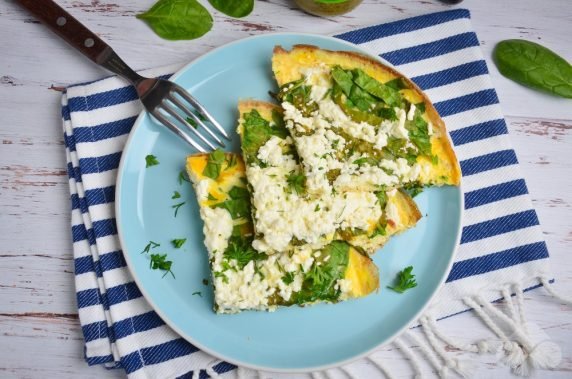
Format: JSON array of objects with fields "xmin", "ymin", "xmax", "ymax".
[{"xmin": 116, "ymin": 33, "xmax": 463, "ymax": 372}]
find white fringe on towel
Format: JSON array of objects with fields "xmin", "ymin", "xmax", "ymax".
[{"xmin": 228, "ymin": 277, "xmax": 569, "ymax": 379}]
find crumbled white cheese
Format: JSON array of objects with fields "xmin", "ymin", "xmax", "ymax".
[
  {"xmin": 385, "ymin": 200, "xmax": 401, "ymax": 226},
  {"xmin": 427, "ymin": 121, "xmax": 434, "ymax": 136},
  {"xmin": 195, "ymin": 179, "xmax": 210, "ymax": 202},
  {"xmin": 336, "ymin": 278, "xmax": 353, "ymax": 300},
  {"xmin": 407, "ymin": 103, "xmax": 416, "ymax": 121},
  {"xmin": 392, "ymin": 108, "xmax": 409, "ymax": 140},
  {"xmin": 201, "ymin": 207, "xmax": 233, "ymax": 254}
]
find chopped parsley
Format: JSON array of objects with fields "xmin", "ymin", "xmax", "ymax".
[
  {"xmin": 387, "ymin": 266, "xmax": 417, "ymax": 294},
  {"xmin": 171, "ymin": 238, "xmax": 187, "ymax": 248},
  {"xmin": 371, "ymin": 223, "xmax": 387, "ymax": 238},
  {"xmin": 286, "ymin": 172, "xmax": 306, "ymax": 195},
  {"xmin": 214, "ymin": 271, "xmax": 228, "ymax": 284},
  {"xmin": 207, "ymin": 193, "xmax": 217, "ymax": 201},
  {"xmin": 171, "ymin": 191, "xmax": 181, "ymax": 199},
  {"xmin": 145, "ymin": 154, "xmax": 159, "ymax": 168},
  {"xmin": 141, "ymin": 241, "xmax": 160, "ymax": 254},
  {"xmin": 178, "ymin": 170, "xmax": 190, "ymax": 185},
  {"xmin": 404, "ymin": 183, "xmax": 424, "ymax": 198},
  {"xmin": 314, "ymin": 204, "xmax": 321, "ymax": 212},
  {"xmin": 223, "ymin": 236, "xmax": 266, "ymax": 269},
  {"xmin": 149, "ymin": 253, "xmax": 175, "ymax": 278},
  {"xmin": 186, "ymin": 117, "xmax": 198, "ymax": 129},
  {"xmin": 172, "ymin": 202, "xmax": 185, "ymax": 217},
  {"xmin": 353, "ymin": 157, "xmax": 378, "ymax": 167},
  {"xmin": 282, "ymin": 271, "xmax": 296, "ymax": 285}
]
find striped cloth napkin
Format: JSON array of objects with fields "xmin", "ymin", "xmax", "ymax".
[{"xmin": 63, "ymin": 8, "xmax": 554, "ymax": 378}]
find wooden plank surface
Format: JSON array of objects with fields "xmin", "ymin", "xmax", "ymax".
[{"xmin": 0, "ymin": 0, "xmax": 570, "ymax": 377}]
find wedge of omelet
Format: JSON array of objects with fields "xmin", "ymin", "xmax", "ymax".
[
  {"xmin": 271, "ymin": 45, "xmax": 461, "ymax": 195},
  {"xmin": 187, "ymin": 153, "xmax": 379, "ymax": 314},
  {"xmin": 237, "ymin": 100, "xmax": 421, "ymax": 255}
]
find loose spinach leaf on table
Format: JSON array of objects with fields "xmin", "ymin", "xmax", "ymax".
[
  {"xmin": 137, "ymin": 0, "xmax": 213, "ymax": 41},
  {"xmin": 208, "ymin": 0, "xmax": 254, "ymax": 18},
  {"xmin": 493, "ymin": 39, "xmax": 572, "ymax": 99}
]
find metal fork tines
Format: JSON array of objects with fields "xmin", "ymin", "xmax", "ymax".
[
  {"xmin": 145, "ymin": 80, "xmax": 229, "ymax": 153},
  {"xmin": 15, "ymin": 0, "xmax": 229, "ymax": 153}
]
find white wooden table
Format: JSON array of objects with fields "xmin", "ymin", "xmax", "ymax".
[{"xmin": 1, "ymin": 0, "xmax": 570, "ymax": 378}]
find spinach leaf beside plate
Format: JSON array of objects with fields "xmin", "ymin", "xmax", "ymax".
[
  {"xmin": 208, "ymin": 0, "xmax": 254, "ymax": 18},
  {"xmin": 493, "ymin": 39, "xmax": 572, "ymax": 99},
  {"xmin": 137, "ymin": 0, "xmax": 213, "ymax": 41}
]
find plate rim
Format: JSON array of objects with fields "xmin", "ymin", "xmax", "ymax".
[{"xmin": 115, "ymin": 32, "xmax": 464, "ymax": 373}]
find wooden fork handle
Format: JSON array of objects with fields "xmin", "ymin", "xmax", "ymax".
[{"xmin": 16, "ymin": 0, "xmax": 110, "ymax": 64}]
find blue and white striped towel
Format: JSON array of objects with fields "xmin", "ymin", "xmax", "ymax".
[{"xmin": 63, "ymin": 9, "xmax": 552, "ymax": 378}]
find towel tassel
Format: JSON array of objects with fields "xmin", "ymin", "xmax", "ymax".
[
  {"xmin": 394, "ymin": 337, "xmax": 424, "ymax": 379},
  {"xmin": 419, "ymin": 316, "xmax": 476, "ymax": 378},
  {"xmin": 366, "ymin": 355, "xmax": 395, "ymax": 379},
  {"xmin": 539, "ymin": 277, "xmax": 572, "ymax": 305},
  {"xmin": 423, "ymin": 313, "xmax": 500, "ymax": 355}
]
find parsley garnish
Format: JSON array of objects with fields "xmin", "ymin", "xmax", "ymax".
[
  {"xmin": 145, "ymin": 154, "xmax": 159, "ymax": 168},
  {"xmin": 187, "ymin": 117, "xmax": 199, "ymax": 129},
  {"xmin": 141, "ymin": 241, "xmax": 160, "ymax": 254},
  {"xmin": 286, "ymin": 172, "xmax": 306, "ymax": 195},
  {"xmin": 371, "ymin": 223, "xmax": 387, "ymax": 238},
  {"xmin": 149, "ymin": 253, "xmax": 175, "ymax": 278},
  {"xmin": 186, "ymin": 117, "xmax": 199, "ymax": 129},
  {"xmin": 314, "ymin": 204, "xmax": 320, "ymax": 212},
  {"xmin": 207, "ymin": 193, "xmax": 217, "ymax": 201},
  {"xmin": 282, "ymin": 271, "xmax": 295, "ymax": 285},
  {"xmin": 202, "ymin": 149, "xmax": 226, "ymax": 180},
  {"xmin": 353, "ymin": 157, "xmax": 378, "ymax": 167},
  {"xmin": 387, "ymin": 266, "xmax": 417, "ymax": 294},
  {"xmin": 178, "ymin": 170, "xmax": 190, "ymax": 185},
  {"xmin": 172, "ymin": 202, "xmax": 185, "ymax": 217},
  {"xmin": 172, "ymin": 191, "xmax": 181, "ymax": 199},
  {"xmin": 223, "ymin": 236, "xmax": 266, "ymax": 269},
  {"xmin": 431, "ymin": 155, "xmax": 439, "ymax": 165},
  {"xmin": 192, "ymin": 291, "xmax": 202, "ymax": 297},
  {"xmin": 375, "ymin": 190, "xmax": 388, "ymax": 209},
  {"xmin": 214, "ymin": 271, "xmax": 228, "ymax": 284},
  {"xmin": 171, "ymin": 238, "xmax": 187, "ymax": 248}
]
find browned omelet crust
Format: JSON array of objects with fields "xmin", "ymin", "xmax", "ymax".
[{"xmin": 272, "ymin": 44, "xmax": 461, "ymax": 187}]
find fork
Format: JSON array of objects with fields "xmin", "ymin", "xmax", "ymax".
[{"xmin": 16, "ymin": 0, "xmax": 229, "ymax": 152}]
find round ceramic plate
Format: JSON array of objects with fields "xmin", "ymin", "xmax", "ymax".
[{"xmin": 116, "ymin": 33, "xmax": 463, "ymax": 372}]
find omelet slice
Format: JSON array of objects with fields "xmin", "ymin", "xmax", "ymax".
[
  {"xmin": 187, "ymin": 153, "xmax": 379, "ymax": 314},
  {"xmin": 271, "ymin": 45, "xmax": 461, "ymax": 195},
  {"xmin": 237, "ymin": 100, "xmax": 421, "ymax": 255}
]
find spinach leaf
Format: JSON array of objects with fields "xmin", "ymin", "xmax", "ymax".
[
  {"xmin": 331, "ymin": 66, "xmax": 353, "ymax": 96},
  {"xmin": 213, "ymin": 197, "xmax": 250, "ymax": 219},
  {"xmin": 137, "ymin": 0, "xmax": 213, "ymax": 41},
  {"xmin": 493, "ymin": 39, "xmax": 572, "ymax": 98},
  {"xmin": 279, "ymin": 79, "xmax": 318, "ymax": 117},
  {"xmin": 208, "ymin": 0, "xmax": 253, "ymax": 18},
  {"xmin": 241, "ymin": 109, "xmax": 288, "ymax": 164},
  {"xmin": 291, "ymin": 241, "xmax": 350, "ymax": 304},
  {"xmin": 228, "ymin": 186, "xmax": 250, "ymax": 200},
  {"xmin": 406, "ymin": 112, "xmax": 432, "ymax": 156},
  {"xmin": 202, "ymin": 148, "xmax": 225, "ymax": 180},
  {"xmin": 352, "ymin": 69, "xmax": 402, "ymax": 106}
]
